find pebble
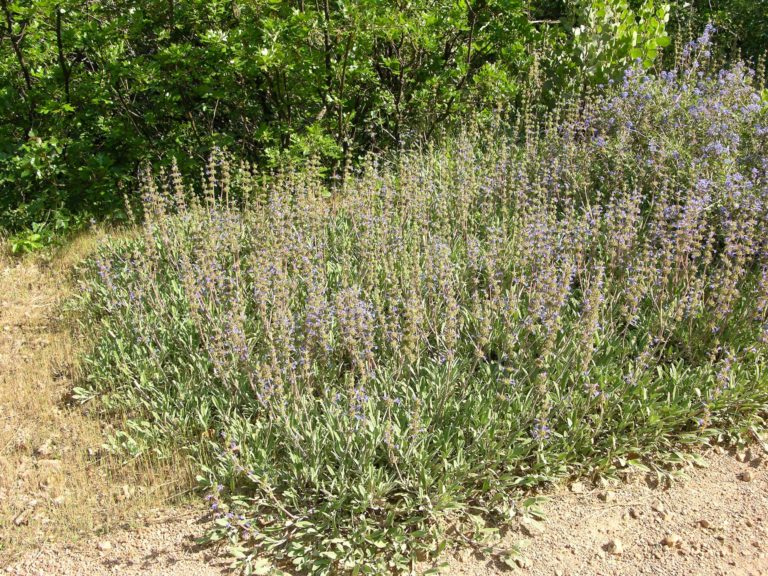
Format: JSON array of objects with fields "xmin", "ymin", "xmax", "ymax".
[
  {"xmin": 740, "ymin": 470, "xmax": 754, "ymax": 482},
  {"xmin": 699, "ymin": 519, "xmax": 711, "ymax": 529},
  {"xmin": 599, "ymin": 491, "xmax": 617, "ymax": 503},
  {"xmin": 13, "ymin": 509, "xmax": 30, "ymax": 526},
  {"xmin": 515, "ymin": 557, "xmax": 532, "ymax": 569},
  {"xmin": 520, "ymin": 516, "xmax": 546, "ymax": 536},
  {"xmin": 97, "ymin": 541, "xmax": 112, "ymax": 552},
  {"xmin": 570, "ymin": 482, "xmax": 586, "ymax": 494},
  {"xmin": 663, "ymin": 534, "xmax": 682, "ymax": 548},
  {"xmin": 607, "ymin": 539, "xmax": 624, "ymax": 555},
  {"xmin": 35, "ymin": 442, "xmax": 53, "ymax": 458}
]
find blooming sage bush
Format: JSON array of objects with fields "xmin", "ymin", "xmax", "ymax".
[{"xmin": 75, "ymin": 33, "xmax": 768, "ymax": 575}]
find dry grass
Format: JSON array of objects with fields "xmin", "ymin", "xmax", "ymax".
[{"xmin": 0, "ymin": 230, "xmax": 195, "ymax": 564}]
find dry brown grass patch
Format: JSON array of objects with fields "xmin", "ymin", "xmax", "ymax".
[{"xmin": 0, "ymin": 230, "xmax": 195, "ymax": 564}]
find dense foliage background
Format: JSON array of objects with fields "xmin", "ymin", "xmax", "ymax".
[{"xmin": 3, "ymin": 0, "xmax": 747, "ymax": 241}]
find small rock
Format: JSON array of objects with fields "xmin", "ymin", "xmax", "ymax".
[
  {"xmin": 607, "ymin": 539, "xmax": 624, "ymax": 555},
  {"xmin": 35, "ymin": 442, "xmax": 52, "ymax": 458},
  {"xmin": 740, "ymin": 470, "xmax": 754, "ymax": 482},
  {"xmin": 570, "ymin": 482, "xmax": 586, "ymax": 494},
  {"xmin": 520, "ymin": 516, "xmax": 546, "ymax": 536},
  {"xmin": 663, "ymin": 534, "xmax": 682, "ymax": 548},
  {"xmin": 599, "ymin": 491, "xmax": 617, "ymax": 503},
  {"xmin": 652, "ymin": 501, "xmax": 666, "ymax": 514},
  {"xmin": 698, "ymin": 519, "xmax": 711, "ymax": 529},
  {"xmin": 629, "ymin": 508, "xmax": 640, "ymax": 519},
  {"xmin": 13, "ymin": 508, "xmax": 31, "ymax": 526},
  {"xmin": 97, "ymin": 541, "xmax": 112, "ymax": 552},
  {"xmin": 119, "ymin": 485, "xmax": 134, "ymax": 501},
  {"xmin": 52, "ymin": 496, "xmax": 65, "ymax": 507},
  {"xmin": 515, "ymin": 557, "xmax": 531, "ymax": 569}
]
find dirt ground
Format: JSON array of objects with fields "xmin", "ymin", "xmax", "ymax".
[
  {"xmin": 436, "ymin": 447, "xmax": 768, "ymax": 576},
  {"xmin": 0, "ymin": 238, "xmax": 193, "ymax": 569},
  {"xmin": 2, "ymin": 243, "xmax": 768, "ymax": 576},
  {"xmin": 6, "ymin": 446, "xmax": 767, "ymax": 576}
]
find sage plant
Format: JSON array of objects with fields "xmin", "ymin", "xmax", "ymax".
[{"xmin": 76, "ymin": 32, "xmax": 768, "ymax": 574}]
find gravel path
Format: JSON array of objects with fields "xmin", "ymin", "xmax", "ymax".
[
  {"xmin": 5, "ymin": 508, "xmax": 227, "ymax": 576},
  {"xmin": 6, "ymin": 447, "xmax": 767, "ymax": 576},
  {"xmin": 434, "ymin": 447, "xmax": 768, "ymax": 576}
]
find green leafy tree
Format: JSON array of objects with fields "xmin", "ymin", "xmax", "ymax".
[
  {"xmin": 568, "ymin": 0, "xmax": 671, "ymax": 83},
  {"xmin": 1, "ymin": 0, "xmax": 698, "ymax": 239}
]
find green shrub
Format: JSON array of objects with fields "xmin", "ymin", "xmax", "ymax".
[
  {"xmin": 72, "ymin": 35, "xmax": 768, "ymax": 573},
  {"xmin": 1, "ymin": 0, "xmax": 551, "ymax": 233},
  {"xmin": 569, "ymin": 0, "xmax": 671, "ymax": 83},
  {"xmin": 671, "ymin": 0, "xmax": 768, "ymax": 64}
]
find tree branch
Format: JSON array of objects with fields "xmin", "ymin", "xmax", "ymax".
[
  {"xmin": 1, "ymin": 0, "xmax": 35, "ymax": 126},
  {"xmin": 55, "ymin": 5, "xmax": 71, "ymax": 103}
]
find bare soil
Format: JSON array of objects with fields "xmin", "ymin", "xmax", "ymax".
[
  {"xmin": 6, "ymin": 508, "xmax": 226, "ymax": 576},
  {"xmin": 435, "ymin": 447, "xmax": 768, "ymax": 576},
  {"xmin": 0, "ymin": 238, "xmax": 193, "ymax": 569},
  {"xmin": 3, "ymin": 242, "xmax": 768, "ymax": 576}
]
